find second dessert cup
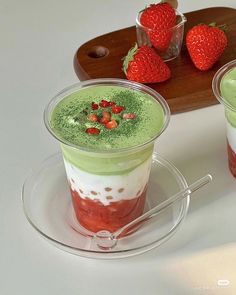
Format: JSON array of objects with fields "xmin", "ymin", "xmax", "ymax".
[
  {"xmin": 212, "ymin": 59, "xmax": 236, "ymax": 177},
  {"xmin": 44, "ymin": 79, "xmax": 170, "ymax": 235}
]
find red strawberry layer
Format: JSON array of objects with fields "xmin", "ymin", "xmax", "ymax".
[
  {"xmin": 227, "ymin": 141, "xmax": 236, "ymax": 178},
  {"xmin": 71, "ymin": 186, "xmax": 147, "ymax": 234}
]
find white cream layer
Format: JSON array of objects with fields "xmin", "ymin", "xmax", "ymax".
[
  {"xmin": 63, "ymin": 157, "xmax": 151, "ymax": 206},
  {"xmin": 226, "ymin": 120, "xmax": 236, "ymax": 153}
]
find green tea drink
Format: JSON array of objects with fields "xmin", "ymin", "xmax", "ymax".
[
  {"xmin": 213, "ymin": 60, "xmax": 236, "ymax": 178},
  {"xmin": 45, "ymin": 79, "xmax": 170, "ymax": 234}
]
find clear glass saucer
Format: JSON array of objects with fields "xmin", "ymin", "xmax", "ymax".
[{"xmin": 22, "ymin": 153, "xmax": 190, "ymax": 259}]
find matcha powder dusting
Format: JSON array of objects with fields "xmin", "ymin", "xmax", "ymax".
[{"xmin": 50, "ymin": 85, "xmax": 165, "ymax": 150}]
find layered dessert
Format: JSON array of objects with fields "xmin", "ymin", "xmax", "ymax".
[
  {"xmin": 45, "ymin": 81, "xmax": 169, "ymax": 233},
  {"xmin": 220, "ymin": 67, "xmax": 236, "ymax": 177}
]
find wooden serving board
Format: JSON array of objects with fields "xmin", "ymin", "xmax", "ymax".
[{"xmin": 74, "ymin": 7, "xmax": 236, "ymax": 113}]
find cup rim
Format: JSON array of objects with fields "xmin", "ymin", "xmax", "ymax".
[
  {"xmin": 212, "ymin": 59, "xmax": 236, "ymax": 112},
  {"xmin": 44, "ymin": 78, "xmax": 171, "ymax": 154},
  {"xmin": 136, "ymin": 9, "xmax": 187, "ymax": 32}
]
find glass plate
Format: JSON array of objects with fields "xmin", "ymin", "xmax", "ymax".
[{"xmin": 22, "ymin": 153, "xmax": 190, "ymax": 259}]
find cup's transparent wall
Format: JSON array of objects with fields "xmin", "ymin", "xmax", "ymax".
[{"xmin": 61, "ymin": 142, "xmax": 154, "ymax": 233}]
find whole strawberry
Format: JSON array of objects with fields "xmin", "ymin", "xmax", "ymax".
[
  {"xmin": 140, "ymin": 2, "xmax": 176, "ymax": 51},
  {"xmin": 123, "ymin": 44, "xmax": 171, "ymax": 83},
  {"xmin": 186, "ymin": 23, "xmax": 227, "ymax": 71}
]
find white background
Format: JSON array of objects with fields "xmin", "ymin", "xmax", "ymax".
[{"xmin": 1, "ymin": 1, "xmax": 236, "ymax": 294}]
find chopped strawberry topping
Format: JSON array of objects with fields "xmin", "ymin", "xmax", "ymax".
[
  {"xmin": 86, "ymin": 100, "xmax": 133, "ymax": 133},
  {"xmin": 88, "ymin": 114, "xmax": 98, "ymax": 122},
  {"xmin": 111, "ymin": 105, "xmax": 125, "ymax": 114},
  {"xmin": 102, "ymin": 111, "xmax": 111, "ymax": 120},
  {"xmin": 99, "ymin": 100, "xmax": 110, "ymax": 108},
  {"xmin": 86, "ymin": 127, "xmax": 100, "ymax": 135},
  {"xmin": 108, "ymin": 101, "xmax": 116, "ymax": 107},
  {"xmin": 105, "ymin": 120, "xmax": 118, "ymax": 129},
  {"xmin": 123, "ymin": 113, "xmax": 136, "ymax": 119},
  {"xmin": 91, "ymin": 102, "xmax": 99, "ymax": 110},
  {"xmin": 99, "ymin": 111, "xmax": 111, "ymax": 124},
  {"xmin": 99, "ymin": 117, "xmax": 110, "ymax": 124}
]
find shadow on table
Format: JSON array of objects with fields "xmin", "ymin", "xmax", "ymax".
[{"xmin": 148, "ymin": 126, "xmax": 236, "ymax": 257}]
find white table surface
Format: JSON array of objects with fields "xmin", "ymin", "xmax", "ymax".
[{"xmin": 1, "ymin": 1, "xmax": 236, "ymax": 294}]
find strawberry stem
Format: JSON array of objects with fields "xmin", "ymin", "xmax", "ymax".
[
  {"xmin": 208, "ymin": 22, "xmax": 228, "ymax": 32},
  {"xmin": 218, "ymin": 24, "xmax": 228, "ymax": 32},
  {"xmin": 122, "ymin": 43, "xmax": 138, "ymax": 75},
  {"xmin": 208, "ymin": 22, "xmax": 217, "ymax": 27}
]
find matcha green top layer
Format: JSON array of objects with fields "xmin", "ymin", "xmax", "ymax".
[
  {"xmin": 49, "ymin": 85, "xmax": 165, "ymax": 150},
  {"xmin": 220, "ymin": 67, "xmax": 236, "ymax": 108}
]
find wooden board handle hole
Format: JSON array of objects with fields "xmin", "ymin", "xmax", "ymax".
[{"xmin": 87, "ymin": 46, "xmax": 109, "ymax": 58}]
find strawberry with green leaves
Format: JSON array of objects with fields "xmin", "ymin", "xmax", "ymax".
[
  {"xmin": 123, "ymin": 44, "xmax": 171, "ymax": 83},
  {"xmin": 186, "ymin": 23, "xmax": 228, "ymax": 71},
  {"xmin": 140, "ymin": 1, "xmax": 176, "ymax": 51}
]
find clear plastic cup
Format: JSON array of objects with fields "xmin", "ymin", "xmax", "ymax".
[
  {"xmin": 136, "ymin": 10, "xmax": 186, "ymax": 61},
  {"xmin": 212, "ymin": 60, "xmax": 236, "ymax": 177},
  {"xmin": 44, "ymin": 79, "xmax": 170, "ymax": 234}
]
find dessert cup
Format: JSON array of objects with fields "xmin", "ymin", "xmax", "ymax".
[
  {"xmin": 136, "ymin": 9, "xmax": 186, "ymax": 61},
  {"xmin": 212, "ymin": 59, "xmax": 236, "ymax": 177},
  {"xmin": 44, "ymin": 78, "xmax": 170, "ymax": 234}
]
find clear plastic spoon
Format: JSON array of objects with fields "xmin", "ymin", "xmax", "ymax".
[{"xmin": 93, "ymin": 174, "xmax": 212, "ymax": 250}]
